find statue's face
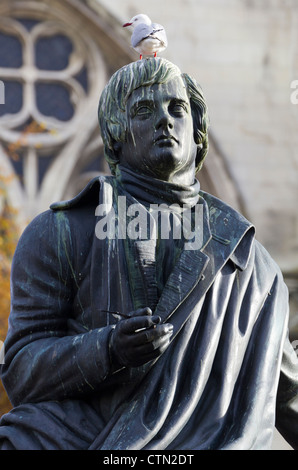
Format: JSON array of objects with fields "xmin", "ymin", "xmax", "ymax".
[{"xmin": 120, "ymin": 76, "xmax": 197, "ymax": 183}]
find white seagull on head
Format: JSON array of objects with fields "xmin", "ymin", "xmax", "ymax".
[{"xmin": 123, "ymin": 14, "xmax": 168, "ymax": 60}]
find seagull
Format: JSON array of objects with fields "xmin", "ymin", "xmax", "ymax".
[{"xmin": 123, "ymin": 14, "xmax": 168, "ymax": 60}]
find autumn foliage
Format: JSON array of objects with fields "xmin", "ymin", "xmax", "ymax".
[{"xmin": 0, "ymin": 173, "xmax": 19, "ymax": 416}]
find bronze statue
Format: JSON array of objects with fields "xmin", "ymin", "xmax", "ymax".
[{"xmin": 0, "ymin": 58, "xmax": 297, "ymax": 450}]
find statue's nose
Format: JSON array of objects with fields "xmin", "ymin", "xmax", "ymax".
[{"xmin": 155, "ymin": 109, "xmax": 174, "ymax": 130}]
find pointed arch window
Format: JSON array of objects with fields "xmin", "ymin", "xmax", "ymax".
[{"xmin": 0, "ymin": 5, "xmax": 108, "ymax": 218}]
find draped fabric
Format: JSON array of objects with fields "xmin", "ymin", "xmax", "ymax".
[{"xmin": 0, "ymin": 175, "xmax": 294, "ymax": 450}]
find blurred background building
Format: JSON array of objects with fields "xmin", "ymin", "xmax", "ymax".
[{"xmin": 0, "ymin": 0, "xmax": 297, "ymax": 448}]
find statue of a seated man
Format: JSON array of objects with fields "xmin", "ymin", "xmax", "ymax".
[{"xmin": 0, "ymin": 58, "xmax": 297, "ymax": 450}]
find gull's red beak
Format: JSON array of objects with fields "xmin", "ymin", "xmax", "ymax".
[{"xmin": 123, "ymin": 22, "xmax": 132, "ymax": 27}]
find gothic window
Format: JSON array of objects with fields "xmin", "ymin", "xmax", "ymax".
[
  {"xmin": 0, "ymin": 3, "xmax": 109, "ymax": 219},
  {"xmin": 0, "ymin": 0, "xmax": 245, "ymax": 226}
]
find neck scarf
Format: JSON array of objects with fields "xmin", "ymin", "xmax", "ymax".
[{"xmin": 115, "ymin": 165, "xmax": 200, "ymax": 208}]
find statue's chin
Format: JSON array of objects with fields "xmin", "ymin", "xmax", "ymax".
[{"xmin": 143, "ymin": 151, "xmax": 189, "ymax": 181}]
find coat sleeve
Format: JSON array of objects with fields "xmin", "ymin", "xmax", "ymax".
[
  {"xmin": 0, "ymin": 209, "xmax": 115, "ymax": 406},
  {"xmin": 276, "ymin": 335, "xmax": 298, "ymax": 450}
]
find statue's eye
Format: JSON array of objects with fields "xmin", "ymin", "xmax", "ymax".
[
  {"xmin": 171, "ymin": 102, "xmax": 187, "ymax": 115},
  {"xmin": 135, "ymin": 106, "xmax": 152, "ymax": 117}
]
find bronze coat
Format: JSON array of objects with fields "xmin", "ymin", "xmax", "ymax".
[{"xmin": 0, "ymin": 176, "xmax": 297, "ymax": 450}]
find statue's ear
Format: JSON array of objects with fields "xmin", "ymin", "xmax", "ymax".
[
  {"xmin": 113, "ymin": 142, "xmax": 122, "ymax": 156},
  {"xmin": 195, "ymin": 138, "xmax": 209, "ymax": 172},
  {"xmin": 195, "ymin": 143, "xmax": 203, "ymax": 168}
]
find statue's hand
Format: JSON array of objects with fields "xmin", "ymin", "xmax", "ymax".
[{"xmin": 109, "ymin": 307, "xmax": 173, "ymax": 368}]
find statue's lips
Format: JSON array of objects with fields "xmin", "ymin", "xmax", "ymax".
[{"xmin": 154, "ymin": 135, "xmax": 179, "ymax": 146}]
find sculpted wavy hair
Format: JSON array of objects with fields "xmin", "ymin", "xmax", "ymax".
[{"xmin": 98, "ymin": 58, "xmax": 209, "ymax": 175}]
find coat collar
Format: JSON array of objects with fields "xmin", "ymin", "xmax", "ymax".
[
  {"xmin": 201, "ymin": 190, "xmax": 255, "ymax": 271},
  {"xmin": 50, "ymin": 176, "xmax": 254, "ymax": 271},
  {"xmin": 51, "ymin": 176, "xmax": 255, "ymax": 323}
]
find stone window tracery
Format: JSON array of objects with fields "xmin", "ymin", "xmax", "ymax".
[{"xmin": 0, "ymin": 4, "xmax": 108, "ymax": 219}]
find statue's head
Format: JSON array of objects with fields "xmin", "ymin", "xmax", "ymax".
[{"xmin": 98, "ymin": 58, "xmax": 209, "ymax": 177}]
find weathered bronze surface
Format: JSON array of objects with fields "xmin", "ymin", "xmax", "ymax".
[{"xmin": 0, "ymin": 58, "xmax": 297, "ymax": 450}]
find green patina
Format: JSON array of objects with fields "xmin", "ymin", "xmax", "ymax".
[{"xmin": 98, "ymin": 57, "xmax": 209, "ymax": 176}]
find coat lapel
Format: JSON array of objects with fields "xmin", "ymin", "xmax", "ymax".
[
  {"xmin": 154, "ymin": 194, "xmax": 255, "ymax": 331},
  {"xmin": 89, "ymin": 179, "xmax": 255, "ymax": 333},
  {"xmin": 153, "ymin": 197, "xmax": 211, "ymax": 321}
]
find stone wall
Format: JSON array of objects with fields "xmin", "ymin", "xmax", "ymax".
[{"xmin": 95, "ymin": 0, "xmax": 298, "ymax": 275}]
